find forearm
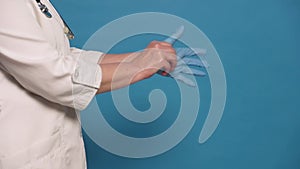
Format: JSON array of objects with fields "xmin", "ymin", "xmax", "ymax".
[
  {"xmin": 96, "ymin": 41, "xmax": 177, "ymax": 94},
  {"xmin": 96, "ymin": 62, "xmax": 145, "ymax": 94},
  {"xmin": 98, "ymin": 52, "xmax": 138, "ymax": 64}
]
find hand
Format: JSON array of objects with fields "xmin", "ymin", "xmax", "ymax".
[
  {"xmin": 130, "ymin": 41, "xmax": 177, "ymax": 79},
  {"xmin": 158, "ymin": 26, "xmax": 208, "ymax": 87},
  {"xmin": 169, "ymin": 48, "xmax": 208, "ymax": 86},
  {"xmin": 97, "ymin": 41, "xmax": 177, "ymax": 93}
]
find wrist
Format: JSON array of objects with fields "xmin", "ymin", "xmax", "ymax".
[{"xmin": 130, "ymin": 62, "xmax": 154, "ymax": 82}]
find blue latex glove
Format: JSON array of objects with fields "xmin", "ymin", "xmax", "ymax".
[{"xmin": 157, "ymin": 26, "xmax": 208, "ymax": 86}]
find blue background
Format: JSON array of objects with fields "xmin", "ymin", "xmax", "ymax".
[{"xmin": 52, "ymin": 0, "xmax": 300, "ymax": 169}]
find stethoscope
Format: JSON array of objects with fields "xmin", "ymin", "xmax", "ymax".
[{"xmin": 35, "ymin": 0, "xmax": 75, "ymax": 40}]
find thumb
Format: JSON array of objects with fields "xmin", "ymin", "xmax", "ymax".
[{"xmin": 164, "ymin": 26, "xmax": 184, "ymax": 45}]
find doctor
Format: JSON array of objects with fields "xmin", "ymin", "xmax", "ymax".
[
  {"xmin": 0, "ymin": 0, "xmax": 178, "ymax": 168},
  {"xmin": 0, "ymin": 0, "xmax": 208, "ymax": 168}
]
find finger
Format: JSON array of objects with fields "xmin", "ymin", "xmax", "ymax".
[
  {"xmin": 173, "ymin": 74, "xmax": 196, "ymax": 87},
  {"xmin": 202, "ymin": 60, "xmax": 209, "ymax": 68},
  {"xmin": 157, "ymin": 42, "xmax": 173, "ymax": 47},
  {"xmin": 182, "ymin": 57, "xmax": 208, "ymax": 68},
  {"xmin": 164, "ymin": 26, "xmax": 185, "ymax": 44},
  {"xmin": 161, "ymin": 60, "xmax": 172, "ymax": 73},
  {"xmin": 176, "ymin": 48, "xmax": 206, "ymax": 58},
  {"xmin": 191, "ymin": 48, "xmax": 206, "ymax": 55},
  {"xmin": 147, "ymin": 41, "xmax": 170, "ymax": 49},
  {"xmin": 151, "ymin": 42, "xmax": 176, "ymax": 55},
  {"xmin": 163, "ymin": 52, "xmax": 177, "ymax": 71},
  {"xmin": 181, "ymin": 67, "xmax": 206, "ymax": 76},
  {"xmin": 158, "ymin": 45, "xmax": 176, "ymax": 55}
]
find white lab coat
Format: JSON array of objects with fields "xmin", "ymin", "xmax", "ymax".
[{"xmin": 0, "ymin": 0, "xmax": 103, "ymax": 168}]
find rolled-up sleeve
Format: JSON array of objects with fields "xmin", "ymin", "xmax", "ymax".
[
  {"xmin": 70, "ymin": 47, "xmax": 104, "ymax": 64},
  {"xmin": 0, "ymin": 0, "xmax": 103, "ymax": 110},
  {"xmin": 71, "ymin": 52, "xmax": 102, "ymax": 110}
]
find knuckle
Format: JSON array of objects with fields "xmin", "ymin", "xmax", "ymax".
[
  {"xmin": 163, "ymin": 42, "xmax": 172, "ymax": 46},
  {"xmin": 154, "ymin": 43, "xmax": 161, "ymax": 48},
  {"xmin": 151, "ymin": 40, "xmax": 158, "ymax": 44}
]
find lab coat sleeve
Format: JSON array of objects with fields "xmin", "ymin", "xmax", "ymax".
[
  {"xmin": 70, "ymin": 47, "xmax": 104, "ymax": 64},
  {"xmin": 0, "ymin": 0, "xmax": 101, "ymax": 110}
]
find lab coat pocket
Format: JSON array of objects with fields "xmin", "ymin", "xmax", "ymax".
[{"xmin": 0, "ymin": 132, "xmax": 63, "ymax": 169}]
